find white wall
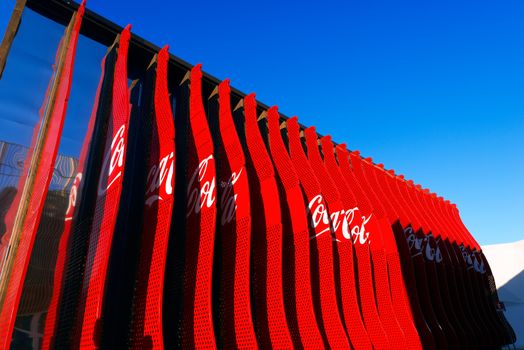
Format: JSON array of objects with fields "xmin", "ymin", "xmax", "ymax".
[{"xmin": 482, "ymin": 240, "xmax": 524, "ymax": 349}]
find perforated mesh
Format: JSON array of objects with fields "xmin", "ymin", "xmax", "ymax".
[
  {"xmin": 42, "ymin": 32, "xmax": 106, "ymax": 350},
  {"xmin": 368, "ymin": 169, "xmax": 424, "ymax": 350},
  {"xmin": 285, "ymin": 119, "xmax": 350, "ymax": 349},
  {"xmin": 267, "ymin": 110, "xmax": 325, "ymax": 348},
  {"xmin": 309, "ymin": 135, "xmax": 374, "ymax": 350},
  {"xmin": 76, "ymin": 26, "xmax": 131, "ymax": 349},
  {"xmin": 179, "ymin": 65, "xmax": 217, "ymax": 349},
  {"xmin": 129, "ymin": 47, "xmax": 175, "ymax": 349},
  {"xmin": 0, "ymin": 7, "xmax": 86, "ymax": 348}
]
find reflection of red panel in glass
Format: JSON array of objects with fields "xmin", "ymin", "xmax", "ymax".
[
  {"xmin": 212, "ymin": 80, "xmax": 257, "ymax": 348},
  {"xmin": 129, "ymin": 46, "xmax": 175, "ymax": 349},
  {"xmin": 265, "ymin": 107, "xmax": 324, "ymax": 348},
  {"xmin": 181, "ymin": 64, "xmax": 217, "ymax": 349},
  {"xmin": 0, "ymin": 4, "xmax": 86, "ymax": 348},
  {"xmin": 285, "ymin": 117, "xmax": 350, "ymax": 349},
  {"xmin": 42, "ymin": 18, "xmax": 104, "ymax": 350},
  {"xmin": 76, "ymin": 25, "xmax": 131, "ymax": 349}
]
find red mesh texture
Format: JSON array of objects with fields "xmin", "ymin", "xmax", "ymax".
[
  {"xmin": 243, "ymin": 98, "xmax": 293, "ymax": 348},
  {"xmin": 360, "ymin": 161, "xmax": 425, "ymax": 350},
  {"xmin": 318, "ymin": 136, "xmax": 373, "ymax": 350},
  {"xmin": 365, "ymin": 166, "xmax": 427, "ymax": 350},
  {"xmin": 213, "ymin": 81, "xmax": 257, "ymax": 348},
  {"xmin": 329, "ymin": 150, "xmax": 387, "ymax": 350},
  {"xmin": 436, "ymin": 210, "xmax": 488, "ymax": 349},
  {"xmin": 0, "ymin": 5, "xmax": 86, "ymax": 348},
  {"xmin": 305, "ymin": 133, "xmax": 372, "ymax": 350},
  {"xmin": 181, "ymin": 64, "xmax": 217, "ymax": 349},
  {"xmin": 388, "ymin": 175, "xmax": 451, "ymax": 350},
  {"xmin": 412, "ymin": 187, "xmax": 476, "ymax": 348},
  {"xmin": 74, "ymin": 25, "xmax": 131, "ymax": 348},
  {"xmin": 348, "ymin": 157, "xmax": 409, "ymax": 350},
  {"xmin": 446, "ymin": 206, "xmax": 505, "ymax": 347},
  {"xmin": 407, "ymin": 228, "xmax": 449, "ymax": 350},
  {"xmin": 266, "ymin": 107, "xmax": 324, "ymax": 349},
  {"xmin": 445, "ymin": 200, "xmax": 513, "ymax": 344},
  {"xmin": 41, "ymin": 20, "xmax": 101, "ymax": 349},
  {"xmin": 451, "ymin": 237, "xmax": 496, "ymax": 347},
  {"xmin": 346, "ymin": 153, "xmax": 409, "ymax": 350},
  {"xmin": 410, "ymin": 181, "xmax": 484, "ymax": 347},
  {"xmin": 129, "ymin": 46, "xmax": 175, "ymax": 349},
  {"xmin": 285, "ymin": 118, "xmax": 350, "ymax": 349},
  {"xmin": 421, "ymin": 193, "xmax": 480, "ymax": 347}
]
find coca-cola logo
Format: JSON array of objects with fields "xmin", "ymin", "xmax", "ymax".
[
  {"xmin": 473, "ymin": 252, "xmax": 486, "ymax": 274},
  {"xmin": 307, "ymin": 194, "xmax": 332, "ymax": 239},
  {"xmin": 307, "ymin": 194, "xmax": 371, "ymax": 244},
  {"xmin": 219, "ymin": 168, "xmax": 243, "ymax": 225},
  {"xmin": 459, "ymin": 244, "xmax": 474, "ymax": 269},
  {"xmin": 97, "ymin": 124, "xmax": 126, "ymax": 196},
  {"xmin": 65, "ymin": 173, "xmax": 83, "ymax": 221},
  {"xmin": 404, "ymin": 228, "xmax": 442, "ymax": 263},
  {"xmin": 186, "ymin": 155, "xmax": 216, "ymax": 217},
  {"xmin": 350, "ymin": 213, "xmax": 372, "ymax": 245},
  {"xmin": 460, "ymin": 245, "xmax": 484, "ymax": 273},
  {"xmin": 145, "ymin": 151, "xmax": 174, "ymax": 207}
]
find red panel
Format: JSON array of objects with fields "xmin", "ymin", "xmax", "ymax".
[
  {"xmin": 214, "ymin": 80, "xmax": 257, "ymax": 348},
  {"xmin": 129, "ymin": 46, "xmax": 175, "ymax": 349},
  {"xmin": 285, "ymin": 117, "xmax": 350, "ymax": 349},
  {"xmin": 318, "ymin": 139, "xmax": 404, "ymax": 350},
  {"xmin": 400, "ymin": 179, "xmax": 461, "ymax": 349},
  {"xmin": 181, "ymin": 65, "xmax": 217, "ymax": 349},
  {"xmin": 42, "ymin": 20, "xmax": 105, "ymax": 350},
  {"xmin": 332, "ymin": 146, "xmax": 390, "ymax": 350},
  {"xmin": 305, "ymin": 133, "xmax": 372, "ymax": 350},
  {"xmin": 0, "ymin": 4, "xmax": 85, "ymax": 348},
  {"xmin": 415, "ymin": 186, "xmax": 483, "ymax": 348},
  {"xmin": 240, "ymin": 97, "xmax": 293, "ymax": 348},
  {"xmin": 76, "ymin": 25, "xmax": 132, "ymax": 349},
  {"xmin": 369, "ymin": 162, "xmax": 437, "ymax": 350},
  {"xmin": 265, "ymin": 107, "xmax": 325, "ymax": 348},
  {"xmin": 436, "ymin": 197, "xmax": 504, "ymax": 347}
]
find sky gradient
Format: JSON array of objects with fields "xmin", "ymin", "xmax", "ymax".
[{"xmin": 2, "ymin": 0, "xmax": 523, "ymax": 245}]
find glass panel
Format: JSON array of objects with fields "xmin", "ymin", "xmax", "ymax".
[{"xmin": 0, "ymin": 7, "xmax": 107, "ymax": 348}]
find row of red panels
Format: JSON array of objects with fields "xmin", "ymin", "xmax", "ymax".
[{"xmin": 0, "ymin": 5, "xmax": 514, "ymax": 349}]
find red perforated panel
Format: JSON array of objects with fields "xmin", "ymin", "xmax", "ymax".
[
  {"xmin": 76, "ymin": 25, "xmax": 131, "ymax": 349},
  {"xmin": 42, "ymin": 18, "xmax": 103, "ymax": 350},
  {"xmin": 356, "ymin": 160, "xmax": 417, "ymax": 350},
  {"xmin": 333, "ymin": 147, "xmax": 390, "ymax": 350},
  {"xmin": 307, "ymin": 133, "xmax": 372, "ymax": 350},
  {"xmin": 180, "ymin": 64, "xmax": 217, "ymax": 349},
  {"xmin": 212, "ymin": 80, "xmax": 257, "ymax": 348},
  {"xmin": 129, "ymin": 46, "xmax": 175, "ymax": 349},
  {"xmin": 0, "ymin": 5, "xmax": 85, "ymax": 348},
  {"xmin": 365, "ymin": 164, "xmax": 429, "ymax": 350},
  {"xmin": 285, "ymin": 118, "xmax": 350, "ymax": 349},
  {"xmin": 265, "ymin": 107, "xmax": 325, "ymax": 348},
  {"xmin": 241, "ymin": 97, "xmax": 293, "ymax": 348}
]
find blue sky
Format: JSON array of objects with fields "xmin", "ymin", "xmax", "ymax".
[{"xmin": 1, "ymin": 0, "xmax": 523, "ymax": 245}]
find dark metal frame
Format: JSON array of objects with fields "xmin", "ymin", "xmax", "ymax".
[{"xmin": 25, "ymin": 0, "xmax": 318, "ymax": 133}]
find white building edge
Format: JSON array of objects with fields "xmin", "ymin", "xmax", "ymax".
[{"xmin": 482, "ymin": 239, "xmax": 524, "ymax": 349}]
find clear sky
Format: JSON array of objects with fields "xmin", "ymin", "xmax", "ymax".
[{"xmin": 1, "ymin": 0, "xmax": 523, "ymax": 245}]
